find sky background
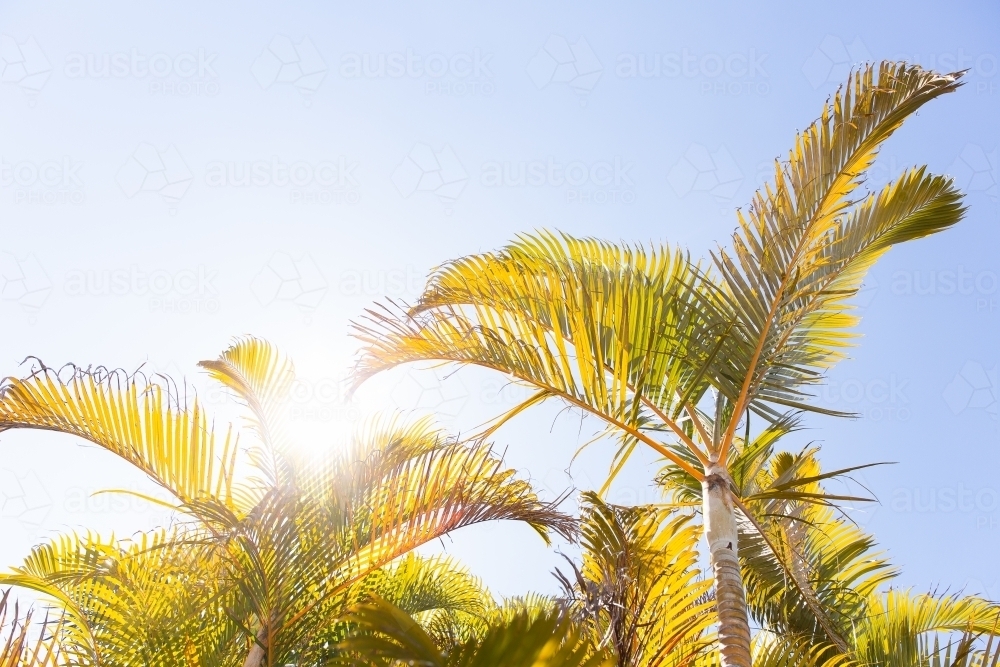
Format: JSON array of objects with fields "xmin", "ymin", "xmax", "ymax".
[{"xmin": 1, "ymin": 0, "xmax": 999, "ymax": 605}]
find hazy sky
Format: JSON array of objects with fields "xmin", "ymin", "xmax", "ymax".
[{"xmin": 1, "ymin": 0, "xmax": 998, "ymax": 603}]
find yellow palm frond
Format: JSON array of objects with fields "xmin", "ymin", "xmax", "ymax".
[
  {"xmin": 853, "ymin": 590, "xmax": 1000, "ymax": 667},
  {"xmin": 0, "ymin": 529, "xmax": 238, "ymax": 667},
  {"xmin": 0, "ymin": 589, "xmax": 63, "ymax": 667},
  {"xmin": 0, "ymin": 363, "xmax": 239, "ymax": 508},
  {"xmin": 198, "ymin": 337, "xmax": 295, "ymax": 484},
  {"xmin": 350, "ymin": 553, "xmax": 497, "ymax": 649},
  {"xmin": 711, "ymin": 63, "xmax": 965, "ymax": 455},
  {"xmin": 353, "ymin": 231, "xmax": 731, "ymax": 479},
  {"xmin": 335, "ymin": 595, "xmax": 613, "ymax": 667}
]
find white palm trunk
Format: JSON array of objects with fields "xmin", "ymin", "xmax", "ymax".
[{"xmin": 702, "ymin": 464, "xmax": 752, "ymax": 667}]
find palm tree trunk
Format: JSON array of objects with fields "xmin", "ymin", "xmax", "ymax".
[
  {"xmin": 702, "ymin": 464, "xmax": 752, "ymax": 667},
  {"xmin": 243, "ymin": 642, "xmax": 265, "ymax": 667}
]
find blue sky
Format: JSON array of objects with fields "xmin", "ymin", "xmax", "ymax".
[{"xmin": 1, "ymin": 0, "xmax": 998, "ymax": 602}]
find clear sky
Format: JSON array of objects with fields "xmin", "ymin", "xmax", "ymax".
[{"xmin": 1, "ymin": 0, "xmax": 998, "ymax": 603}]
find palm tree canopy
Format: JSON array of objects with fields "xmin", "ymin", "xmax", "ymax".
[
  {"xmin": 351, "ymin": 62, "xmax": 967, "ymax": 480},
  {"xmin": 0, "ymin": 338, "xmax": 574, "ymax": 666}
]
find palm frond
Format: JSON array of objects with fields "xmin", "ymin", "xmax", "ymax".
[
  {"xmin": 0, "ymin": 361, "xmax": 239, "ymax": 508},
  {"xmin": 710, "ymin": 63, "xmax": 965, "ymax": 453},
  {"xmin": 352, "ymin": 231, "xmax": 736, "ymax": 479},
  {"xmin": 198, "ymin": 336, "xmax": 296, "ymax": 485},
  {"xmin": 557, "ymin": 492, "xmax": 714, "ymax": 667}
]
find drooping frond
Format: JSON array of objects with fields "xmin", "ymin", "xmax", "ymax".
[
  {"xmin": 198, "ymin": 336, "xmax": 296, "ymax": 485},
  {"xmin": 352, "ymin": 231, "xmax": 736, "ymax": 479},
  {"xmin": 0, "ymin": 362, "xmax": 239, "ymax": 508}
]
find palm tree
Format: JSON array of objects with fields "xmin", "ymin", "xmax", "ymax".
[
  {"xmin": 350, "ymin": 62, "xmax": 968, "ymax": 666},
  {"xmin": 0, "ymin": 337, "xmax": 574, "ymax": 666}
]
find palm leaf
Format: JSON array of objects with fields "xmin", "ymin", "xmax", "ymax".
[{"xmin": 0, "ymin": 362, "xmax": 239, "ymax": 508}]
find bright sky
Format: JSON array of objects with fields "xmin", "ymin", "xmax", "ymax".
[{"xmin": 1, "ymin": 0, "xmax": 998, "ymax": 603}]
